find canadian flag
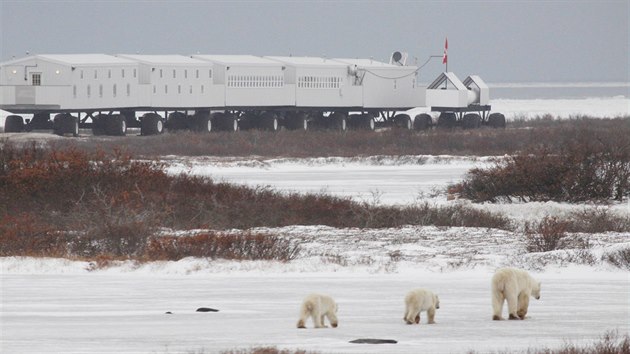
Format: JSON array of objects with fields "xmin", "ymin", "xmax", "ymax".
[{"xmin": 442, "ymin": 37, "xmax": 448, "ymax": 64}]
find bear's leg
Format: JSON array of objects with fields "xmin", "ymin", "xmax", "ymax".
[
  {"xmin": 506, "ymin": 292, "xmax": 519, "ymax": 320},
  {"xmin": 517, "ymin": 292, "xmax": 530, "ymax": 319},
  {"xmin": 327, "ymin": 311, "xmax": 338, "ymax": 328},
  {"xmin": 492, "ymin": 291, "xmax": 505, "ymax": 320},
  {"xmin": 427, "ymin": 308, "xmax": 436, "ymax": 324},
  {"xmin": 313, "ymin": 311, "xmax": 324, "ymax": 328},
  {"xmin": 320, "ymin": 314, "xmax": 328, "ymax": 328},
  {"xmin": 404, "ymin": 304, "xmax": 419, "ymax": 324},
  {"xmin": 415, "ymin": 313, "xmax": 420, "ymax": 324}
]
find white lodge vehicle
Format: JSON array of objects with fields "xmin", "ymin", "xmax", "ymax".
[{"xmin": 0, "ymin": 52, "xmax": 505, "ymax": 136}]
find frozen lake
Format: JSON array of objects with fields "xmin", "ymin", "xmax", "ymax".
[{"xmin": 1, "ymin": 269, "xmax": 628, "ymax": 353}]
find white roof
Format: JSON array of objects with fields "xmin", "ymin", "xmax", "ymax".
[
  {"xmin": 1, "ymin": 54, "xmax": 138, "ymax": 66},
  {"xmin": 265, "ymin": 56, "xmax": 346, "ymax": 67},
  {"xmin": 193, "ymin": 55, "xmax": 281, "ymax": 66},
  {"xmin": 117, "ymin": 54, "xmax": 209, "ymax": 66}
]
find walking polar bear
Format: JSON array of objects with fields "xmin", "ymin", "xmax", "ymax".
[
  {"xmin": 296, "ymin": 293, "xmax": 338, "ymax": 329},
  {"xmin": 404, "ymin": 288, "xmax": 440, "ymax": 325},
  {"xmin": 492, "ymin": 267, "xmax": 541, "ymax": 320}
]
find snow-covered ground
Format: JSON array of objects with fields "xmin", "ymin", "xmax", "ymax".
[{"xmin": 164, "ymin": 155, "xmax": 630, "ymax": 223}]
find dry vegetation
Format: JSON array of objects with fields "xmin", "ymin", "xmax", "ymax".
[
  {"xmin": 453, "ymin": 117, "xmax": 630, "ymax": 203},
  {"xmin": 0, "ymin": 142, "xmax": 509, "ymax": 261}
]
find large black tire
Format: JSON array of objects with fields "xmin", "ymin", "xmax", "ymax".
[
  {"xmin": 92, "ymin": 114, "xmax": 108, "ymax": 136},
  {"xmin": 360, "ymin": 114, "xmax": 376, "ymax": 131},
  {"xmin": 413, "ymin": 113, "xmax": 432, "ymax": 130},
  {"xmin": 329, "ymin": 112, "xmax": 347, "ymax": 132},
  {"xmin": 214, "ymin": 113, "xmax": 239, "ymax": 132},
  {"xmin": 106, "ymin": 114, "xmax": 127, "ymax": 136},
  {"xmin": 437, "ymin": 112, "xmax": 457, "ymax": 129},
  {"xmin": 488, "ymin": 113, "xmax": 506, "ymax": 128},
  {"xmin": 141, "ymin": 113, "xmax": 164, "ymax": 135},
  {"xmin": 261, "ymin": 112, "xmax": 279, "ymax": 132},
  {"xmin": 462, "ymin": 113, "xmax": 481, "ymax": 129},
  {"xmin": 4, "ymin": 115, "xmax": 24, "ymax": 133},
  {"xmin": 393, "ymin": 114, "xmax": 412, "ymax": 130},
  {"xmin": 192, "ymin": 111, "xmax": 212, "ymax": 133},
  {"xmin": 53, "ymin": 113, "xmax": 79, "ymax": 137},
  {"xmin": 285, "ymin": 113, "xmax": 308, "ymax": 131},
  {"xmin": 167, "ymin": 112, "xmax": 189, "ymax": 131}
]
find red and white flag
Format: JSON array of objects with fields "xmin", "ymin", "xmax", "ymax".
[{"xmin": 442, "ymin": 37, "xmax": 448, "ymax": 64}]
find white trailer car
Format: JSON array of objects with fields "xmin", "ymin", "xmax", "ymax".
[{"xmin": 0, "ymin": 52, "xmax": 505, "ymax": 136}]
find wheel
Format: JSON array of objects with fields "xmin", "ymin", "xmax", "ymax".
[
  {"xmin": 488, "ymin": 113, "xmax": 506, "ymax": 128},
  {"xmin": 4, "ymin": 115, "xmax": 24, "ymax": 133},
  {"xmin": 462, "ymin": 113, "xmax": 481, "ymax": 129},
  {"xmin": 261, "ymin": 112, "xmax": 279, "ymax": 132},
  {"xmin": 393, "ymin": 114, "xmax": 412, "ymax": 129},
  {"xmin": 106, "ymin": 114, "xmax": 127, "ymax": 136},
  {"xmin": 192, "ymin": 111, "xmax": 212, "ymax": 133},
  {"xmin": 53, "ymin": 113, "xmax": 78, "ymax": 136},
  {"xmin": 329, "ymin": 112, "xmax": 347, "ymax": 132},
  {"xmin": 413, "ymin": 114, "xmax": 432, "ymax": 130},
  {"xmin": 437, "ymin": 112, "xmax": 457, "ymax": 129},
  {"xmin": 167, "ymin": 112, "xmax": 188, "ymax": 131},
  {"xmin": 92, "ymin": 114, "xmax": 108, "ymax": 136},
  {"xmin": 141, "ymin": 113, "xmax": 164, "ymax": 135},
  {"xmin": 286, "ymin": 113, "xmax": 308, "ymax": 131},
  {"xmin": 360, "ymin": 114, "xmax": 376, "ymax": 131},
  {"xmin": 213, "ymin": 113, "xmax": 239, "ymax": 131}
]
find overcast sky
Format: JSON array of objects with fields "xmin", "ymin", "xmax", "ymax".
[{"xmin": 1, "ymin": 0, "xmax": 628, "ymax": 83}]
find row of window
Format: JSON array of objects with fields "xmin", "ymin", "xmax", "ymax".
[
  {"xmin": 158, "ymin": 68, "xmax": 212, "ymax": 80},
  {"xmin": 297, "ymin": 76, "xmax": 342, "ymax": 89},
  {"xmin": 153, "ymin": 84, "xmax": 206, "ymax": 95},
  {"xmin": 80, "ymin": 68, "xmax": 137, "ymax": 80},
  {"xmin": 73, "ymin": 84, "xmax": 131, "ymax": 98},
  {"xmin": 227, "ymin": 75, "xmax": 284, "ymax": 88}
]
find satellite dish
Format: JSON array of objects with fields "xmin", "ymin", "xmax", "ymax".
[
  {"xmin": 389, "ymin": 51, "xmax": 408, "ymax": 65},
  {"xmin": 392, "ymin": 51, "xmax": 402, "ymax": 63}
]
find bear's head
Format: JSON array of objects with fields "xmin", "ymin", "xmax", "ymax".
[
  {"xmin": 531, "ymin": 281, "xmax": 541, "ymax": 300},
  {"xmin": 434, "ymin": 294, "xmax": 440, "ymax": 309}
]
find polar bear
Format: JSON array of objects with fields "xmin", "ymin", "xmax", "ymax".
[
  {"xmin": 404, "ymin": 288, "xmax": 440, "ymax": 325},
  {"xmin": 491, "ymin": 267, "xmax": 541, "ymax": 320},
  {"xmin": 296, "ymin": 293, "xmax": 338, "ymax": 329}
]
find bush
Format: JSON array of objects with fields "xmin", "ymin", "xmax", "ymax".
[
  {"xmin": 455, "ymin": 120, "xmax": 630, "ymax": 203},
  {"xmin": 603, "ymin": 246, "xmax": 630, "ymax": 270},
  {"xmin": 524, "ymin": 217, "xmax": 570, "ymax": 252},
  {"xmin": 146, "ymin": 232, "xmax": 300, "ymax": 262}
]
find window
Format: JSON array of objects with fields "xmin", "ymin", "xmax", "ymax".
[
  {"xmin": 80, "ymin": 70, "xmax": 84, "ymax": 79},
  {"xmin": 99, "ymin": 84, "xmax": 103, "ymax": 97},
  {"xmin": 189, "ymin": 85, "xmax": 192, "ymax": 94},
  {"xmin": 94, "ymin": 70, "xmax": 98, "ymax": 79},
  {"xmin": 153, "ymin": 85, "xmax": 156, "ymax": 94},
  {"xmin": 108, "ymin": 69, "xmax": 111, "ymax": 79},
  {"xmin": 73, "ymin": 85, "xmax": 77, "ymax": 98},
  {"xmin": 87, "ymin": 85, "xmax": 91, "ymax": 98},
  {"xmin": 173, "ymin": 69, "xmax": 176, "ymax": 78},
  {"xmin": 184, "ymin": 70, "xmax": 188, "ymax": 79},
  {"xmin": 165, "ymin": 85, "xmax": 168, "ymax": 94},
  {"xmin": 122, "ymin": 69, "xmax": 125, "ymax": 78},
  {"xmin": 113, "ymin": 84, "xmax": 117, "ymax": 97},
  {"xmin": 209, "ymin": 70, "xmax": 212, "ymax": 78},
  {"xmin": 126, "ymin": 83, "xmax": 130, "ymax": 96},
  {"xmin": 31, "ymin": 73, "xmax": 41, "ymax": 86},
  {"xmin": 196, "ymin": 70, "xmax": 199, "ymax": 79},
  {"xmin": 178, "ymin": 85, "xmax": 181, "ymax": 94},
  {"xmin": 201, "ymin": 85, "xmax": 204, "ymax": 94},
  {"xmin": 160, "ymin": 69, "xmax": 163, "ymax": 78},
  {"xmin": 133, "ymin": 69, "xmax": 137, "ymax": 78}
]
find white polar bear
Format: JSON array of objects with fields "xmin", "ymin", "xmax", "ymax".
[
  {"xmin": 404, "ymin": 288, "xmax": 440, "ymax": 325},
  {"xmin": 296, "ymin": 293, "xmax": 338, "ymax": 329},
  {"xmin": 491, "ymin": 267, "xmax": 541, "ymax": 320}
]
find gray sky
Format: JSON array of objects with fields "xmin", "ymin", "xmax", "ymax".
[{"xmin": 1, "ymin": 0, "xmax": 628, "ymax": 83}]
